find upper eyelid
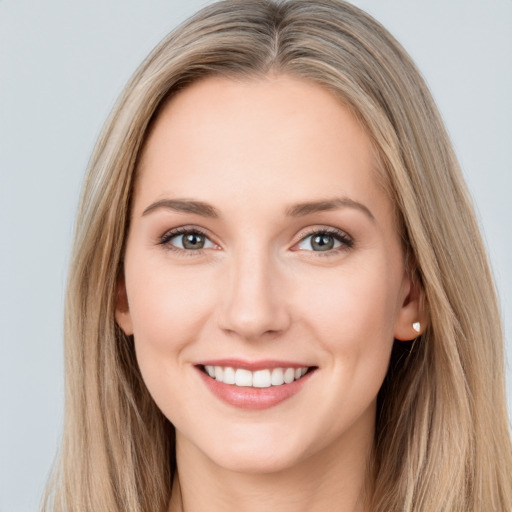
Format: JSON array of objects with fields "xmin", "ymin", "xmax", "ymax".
[
  {"xmin": 161, "ymin": 225, "xmax": 212, "ymax": 240},
  {"xmin": 293, "ymin": 226, "xmax": 352, "ymax": 243}
]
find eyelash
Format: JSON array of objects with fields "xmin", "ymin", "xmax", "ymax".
[
  {"xmin": 158, "ymin": 226, "xmax": 354, "ymax": 256},
  {"xmin": 158, "ymin": 226, "xmax": 214, "ymax": 256},
  {"xmin": 296, "ymin": 227, "xmax": 354, "ymax": 256}
]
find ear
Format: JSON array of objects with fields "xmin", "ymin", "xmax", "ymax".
[
  {"xmin": 115, "ymin": 273, "xmax": 133, "ymax": 336},
  {"xmin": 393, "ymin": 268, "xmax": 426, "ymax": 341}
]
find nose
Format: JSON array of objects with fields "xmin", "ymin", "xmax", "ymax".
[{"xmin": 217, "ymin": 247, "xmax": 291, "ymax": 341}]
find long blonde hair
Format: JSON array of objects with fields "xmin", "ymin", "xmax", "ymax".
[{"xmin": 43, "ymin": 1, "xmax": 512, "ymax": 510}]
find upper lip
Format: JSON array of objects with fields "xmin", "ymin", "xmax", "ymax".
[{"xmin": 195, "ymin": 358, "xmax": 315, "ymax": 371}]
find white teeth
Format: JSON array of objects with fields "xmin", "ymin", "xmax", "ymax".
[
  {"xmin": 283, "ymin": 368, "xmax": 295, "ymax": 384},
  {"xmin": 204, "ymin": 365, "xmax": 310, "ymax": 387},
  {"xmin": 223, "ymin": 366, "xmax": 236, "ymax": 385},
  {"xmin": 235, "ymin": 368, "xmax": 253, "ymax": 387},
  {"xmin": 214, "ymin": 366, "xmax": 224, "ymax": 381},
  {"xmin": 271, "ymin": 368, "xmax": 284, "ymax": 386},
  {"xmin": 253, "ymin": 369, "xmax": 271, "ymax": 388}
]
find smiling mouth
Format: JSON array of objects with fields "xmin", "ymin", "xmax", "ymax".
[{"xmin": 199, "ymin": 365, "xmax": 316, "ymax": 388}]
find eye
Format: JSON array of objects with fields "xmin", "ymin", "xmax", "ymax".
[
  {"xmin": 296, "ymin": 229, "xmax": 353, "ymax": 253},
  {"xmin": 160, "ymin": 228, "xmax": 216, "ymax": 251}
]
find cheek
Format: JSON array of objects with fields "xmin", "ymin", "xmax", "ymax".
[
  {"xmin": 125, "ymin": 257, "xmax": 219, "ymax": 424},
  {"xmin": 299, "ymin": 259, "xmax": 400, "ymax": 341},
  {"xmin": 126, "ymin": 257, "xmax": 213, "ymax": 350},
  {"xmin": 291, "ymin": 263, "xmax": 400, "ymax": 440},
  {"xmin": 124, "ymin": 255, "xmax": 218, "ymax": 408},
  {"xmin": 294, "ymin": 257, "xmax": 401, "ymax": 396}
]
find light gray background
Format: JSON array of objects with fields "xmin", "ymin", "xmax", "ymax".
[{"xmin": 1, "ymin": 1, "xmax": 511, "ymax": 510}]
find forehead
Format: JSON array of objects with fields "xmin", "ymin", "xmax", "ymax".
[{"xmin": 135, "ymin": 75, "xmax": 389, "ymax": 221}]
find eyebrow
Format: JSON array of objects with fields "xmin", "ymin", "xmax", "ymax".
[
  {"xmin": 286, "ymin": 197, "xmax": 375, "ymax": 222},
  {"xmin": 142, "ymin": 196, "xmax": 375, "ymax": 222},
  {"xmin": 142, "ymin": 199, "xmax": 219, "ymax": 218}
]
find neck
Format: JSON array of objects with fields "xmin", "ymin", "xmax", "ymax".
[{"xmin": 168, "ymin": 418, "xmax": 373, "ymax": 512}]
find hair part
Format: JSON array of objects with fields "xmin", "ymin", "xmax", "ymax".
[{"xmin": 43, "ymin": 1, "xmax": 512, "ymax": 511}]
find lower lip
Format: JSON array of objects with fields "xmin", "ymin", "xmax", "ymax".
[{"xmin": 196, "ymin": 367, "xmax": 314, "ymax": 410}]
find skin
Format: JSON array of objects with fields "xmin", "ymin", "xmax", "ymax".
[{"xmin": 116, "ymin": 75, "xmax": 423, "ymax": 512}]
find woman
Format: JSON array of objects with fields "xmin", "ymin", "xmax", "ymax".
[{"xmin": 43, "ymin": 1, "xmax": 512, "ymax": 511}]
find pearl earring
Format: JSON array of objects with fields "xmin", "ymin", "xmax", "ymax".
[{"xmin": 412, "ymin": 321, "xmax": 421, "ymax": 333}]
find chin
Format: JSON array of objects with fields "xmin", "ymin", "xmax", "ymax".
[
  {"xmin": 208, "ymin": 444, "xmax": 305, "ymax": 475},
  {"xmin": 181, "ymin": 423, "xmax": 312, "ymax": 475}
]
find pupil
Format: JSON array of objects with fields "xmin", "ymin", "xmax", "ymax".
[
  {"xmin": 312, "ymin": 234, "xmax": 334, "ymax": 251},
  {"xmin": 183, "ymin": 233, "xmax": 204, "ymax": 249}
]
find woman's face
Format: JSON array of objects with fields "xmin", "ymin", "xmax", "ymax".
[{"xmin": 116, "ymin": 75, "xmax": 421, "ymax": 473}]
